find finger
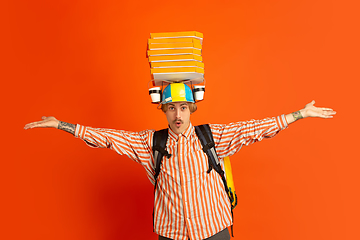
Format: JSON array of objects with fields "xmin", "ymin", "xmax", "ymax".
[
  {"xmin": 321, "ymin": 108, "xmax": 334, "ymax": 111},
  {"xmin": 24, "ymin": 120, "xmax": 46, "ymax": 129},
  {"xmin": 24, "ymin": 123, "xmax": 37, "ymax": 129},
  {"xmin": 42, "ymin": 116, "xmax": 47, "ymax": 120},
  {"xmin": 319, "ymin": 108, "xmax": 333, "ymax": 112},
  {"xmin": 305, "ymin": 100, "xmax": 315, "ymax": 107},
  {"xmin": 322, "ymin": 111, "xmax": 336, "ymax": 117},
  {"xmin": 323, "ymin": 110, "xmax": 336, "ymax": 114},
  {"xmin": 315, "ymin": 113, "xmax": 331, "ymax": 118}
]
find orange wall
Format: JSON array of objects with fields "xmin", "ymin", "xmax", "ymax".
[{"xmin": 2, "ymin": 0, "xmax": 360, "ymax": 239}]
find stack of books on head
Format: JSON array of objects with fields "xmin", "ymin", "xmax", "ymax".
[{"xmin": 147, "ymin": 31, "xmax": 204, "ymax": 85}]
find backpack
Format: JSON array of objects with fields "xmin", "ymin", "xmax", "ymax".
[{"xmin": 152, "ymin": 124, "xmax": 237, "ymax": 236}]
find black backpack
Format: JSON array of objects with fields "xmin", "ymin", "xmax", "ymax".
[{"xmin": 152, "ymin": 124, "xmax": 237, "ymax": 236}]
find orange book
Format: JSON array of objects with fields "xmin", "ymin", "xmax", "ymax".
[
  {"xmin": 148, "ymin": 42, "xmax": 202, "ymax": 50},
  {"xmin": 148, "ymin": 37, "xmax": 201, "ymax": 45},
  {"xmin": 150, "ymin": 61, "xmax": 204, "ymax": 68},
  {"xmin": 147, "ymin": 48, "xmax": 202, "ymax": 56},
  {"xmin": 148, "ymin": 54, "xmax": 202, "ymax": 62}
]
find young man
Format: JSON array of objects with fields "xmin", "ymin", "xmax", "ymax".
[{"xmin": 24, "ymin": 83, "xmax": 336, "ymax": 240}]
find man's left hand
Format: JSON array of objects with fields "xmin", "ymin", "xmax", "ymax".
[{"xmin": 301, "ymin": 100, "xmax": 336, "ymax": 118}]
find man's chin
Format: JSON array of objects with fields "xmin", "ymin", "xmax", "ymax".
[{"xmin": 171, "ymin": 124, "xmax": 183, "ymax": 134}]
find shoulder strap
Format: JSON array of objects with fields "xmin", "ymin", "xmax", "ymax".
[
  {"xmin": 195, "ymin": 124, "xmax": 223, "ymax": 174},
  {"xmin": 152, "ymin": 129, "xmax": 172, "ymax": 190},
  {"xmin": 152, "ymin": 128, "xmax": 173, "ymax": 232}
]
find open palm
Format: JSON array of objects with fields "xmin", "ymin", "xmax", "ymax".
[
  {"xmin": 304, "ymin": 100, "xmax": 336, "ymax": 118},
  {"xmin": 24, "ymin": 116, "xmax": 59, "ymax": 130}
]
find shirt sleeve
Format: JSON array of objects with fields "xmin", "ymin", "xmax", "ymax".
[
  {"xmin": 74, "ymin": 124, "xmax": 154, "ymax": 165},
  {"xmin": 210, "ymin": 115, "xmax": 288, "ymax": 158}
]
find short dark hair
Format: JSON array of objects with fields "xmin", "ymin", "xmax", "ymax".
[{"xmin": 161, "ymin": 102, "xmax": 197, "ymax": 113}]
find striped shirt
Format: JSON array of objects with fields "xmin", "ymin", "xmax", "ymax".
[{"xmin": 75, "ymin": 115, "xmax": 288, "ymax": 240}]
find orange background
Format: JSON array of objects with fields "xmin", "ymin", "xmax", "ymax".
[{"xmin": 2, "ymin": 0, "xmax": 360, "ymax": 239}]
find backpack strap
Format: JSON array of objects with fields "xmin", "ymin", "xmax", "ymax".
[
  {"xmin": 195, "ymin": 124, "xmax": 235, "ymax": 237},
  {"xmin": 194, "ymin": 124, "xmax": 222, "ymax": 173},
  {"xmin": 152, "ymin": 128, "xmax": 172, "ymax": 232},
  {"xmin": 152, "ymin": 128, "xmax": 172, "ymax": 193}
]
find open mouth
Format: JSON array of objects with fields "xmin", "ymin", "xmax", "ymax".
[{"xmin": 174, "ymin": 120, "xmax": 183, "ymax": 127}]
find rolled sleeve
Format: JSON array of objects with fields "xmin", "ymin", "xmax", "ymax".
[
  {"xmin": 75, "ymin": 124, "xmax": 86, "ymax": 139},
  {"xmin": 275, "ymin": 114, "xmax": 288, "ymax": 130}
]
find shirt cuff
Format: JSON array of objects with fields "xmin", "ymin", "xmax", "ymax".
[
  {"xmin": 275, "ymin": 115, "xmax": 288, "ymax": 130},
  {"xmin": 75, "ymin": 124, "xmax": 86, "ymax": 139}
]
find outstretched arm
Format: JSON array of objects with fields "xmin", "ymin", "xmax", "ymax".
[
  {"xmin": 24, "ymin": 117, "xmax": 155, "ymax": 167},
  {"xmin": 24, "ymin": 116, "xmax": 76, "ymax": 135},
  {"xmin": 285, "ymin": 100, "xmax": 336, "ymax": 124}
]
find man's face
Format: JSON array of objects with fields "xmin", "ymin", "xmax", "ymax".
[{"xmin": 164, "ymin": 102, "xmax": 191, "ymax": 134}]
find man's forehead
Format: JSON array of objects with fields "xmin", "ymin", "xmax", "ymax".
[{"xmin": 168, "ymin": 102, "xmax": 188, "ymax": 106}]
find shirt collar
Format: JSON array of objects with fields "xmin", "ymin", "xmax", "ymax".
[{"xmin": 168, "ymin": 122, "xmax": 194, "ymax": 141}]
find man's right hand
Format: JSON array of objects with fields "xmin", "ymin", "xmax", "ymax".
[
  {"xmin": 25, "ymin": 117, "xmax": 76, "ymax": 135},
  {"xmin": 24, "ymin": 116, "xmax": 60, "ymax": 130}
]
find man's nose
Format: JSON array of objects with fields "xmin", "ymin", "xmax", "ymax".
[{"xmin": 176, "ymin": 109, "xmax": 181, "ymax": 118}]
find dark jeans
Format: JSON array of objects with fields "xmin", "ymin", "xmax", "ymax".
[{"xmin": 158, "ymin": 228, "xmax": 230, "ymax": 240}]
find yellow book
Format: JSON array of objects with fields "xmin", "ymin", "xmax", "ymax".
[
  {"xmin": 151, "ymin": 61, "xmax": 204, "ymax": 68},
  {"xmin": 148, "ymin": 42, "xmax": 202, "ymax": 50},
  {"xmin": 148, "ymin": 37, "xmax": 201, "ymax": 45},
  {"xmin": 147, "ymin": 48, "xmax": 202, "ymax": 56},
  {"xmin": 150, "ymin": 31, "xmax": 203, "ymax": 40},
  {"xmin": 148, "ymin": 54, "xmax": 202, "ymax": 62}
]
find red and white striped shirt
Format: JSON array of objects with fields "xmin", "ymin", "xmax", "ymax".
[{"xmin": 75, "ymin": 115, "xmax": 288, "ymax": 240}]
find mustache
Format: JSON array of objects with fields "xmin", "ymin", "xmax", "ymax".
[{"xmin": 173, "ymin": 119, "xmax": 183, "ymax": 124}]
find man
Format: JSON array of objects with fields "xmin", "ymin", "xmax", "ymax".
[{"xmin": 24, "ymin": 83, "xmax": 336, "ymax": 240}]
